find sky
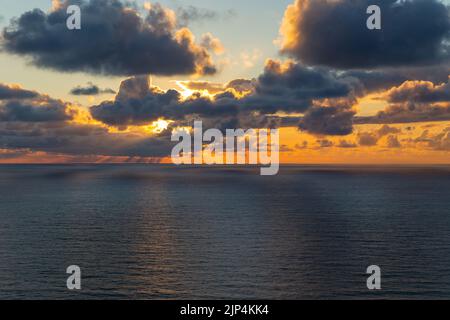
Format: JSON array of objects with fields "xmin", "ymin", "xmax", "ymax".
[
  {"xmin": 0, "ymin": 0, "xmax": 450, "ymax": 164},
  {"xmin": 0, "ymin": 0, "xmax": 292, "ymax": 101}
]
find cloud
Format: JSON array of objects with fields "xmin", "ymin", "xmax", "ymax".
[
  {"xmin": 0, "ymin": 121, "xmax": 175, "ymax": 158},
  {"xmin": 0, "ymin": 99, "xmax": 73, "ymax": 122},
  {"xmin": 357, "ymin": 132, "xmax": 379, "ymax": 146},
  {"xmin": 386, "ymin": 135, "xmax": 401, "ymax": 148},
  {"xmin": 357, "ymin": 79, "xmax": 450, "ymax": 124},
  {"xmin": 405, "ymin": 128, "xmax": 450, "ymax": 151},
  {"xmin": 90, "ymin": 61, "xmax": 357, "ymax": 135},
  {"xmin": 343, "ymin": 66, "xmax": 450, "ymax": 94},
  {"xmin": 338, "ymin": 140, "xmax": 357, "ymax": 148},
  {"xmin": 377, "ymin": 124, "xmax": 401, "ymax": 137},
  {"xmin": 356, "ymin": 125, "xmax": 401, "ymax": 146},
  {"xmin": 91, "ymin": 76, "xmax": 181, "ymax": 127},
  {"xmin": 240, "ymin": 49, "xmax": 262, "ymax": 68},
  {"xmin": 200, "ymin": 33, "xmax": 225, "ymax": 55},
  {"xmin": 299, "ymin": 105, "xmax": 355, "ymax": 136},
  {"xmin": 279, "ymin": 0, "xmax": 450, "ymax": 69},
  {"xmin": 70, "ymin": 82, "xmax": 116, "ymax": 96},
  {"xmin": 245, "ymin": 60, "xmax": 354, "ymax": 114},
  {"xmin": 359, "ymin": 104, "xmax": 450, "ymax": 124},
  {"xmin": 385, "ymin": 79, "xmax": 450, "ymax": 103},
  {"xmin": 0, "ymin": 84, "xmax": 39, "ymax": 100},
  {"xmin": 177, "ymin": 79, "xmax": 256, "ymax": 95},
  {"xmin": 0, "ymin": 84, "xmax": 75, "ymax": 122},
  {"xmin": 316, "ymin": 139, "xmax": 333, "ymax": 148},
  {"xmin": 2, "ymin": 0, "xmax": 219, "ymax": 76},
  {"xmin": 0, "ymin": 81, "xmax": 176, "ymax": 158},
  {"xmin": 174, "ymin": 6, "xmax": 236, "ymax": 27},
  {"xmin": 0, "ymin": 149, "xmax": 32, "ymax": 160}
]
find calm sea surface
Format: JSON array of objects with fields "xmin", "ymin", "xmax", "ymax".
[{"xmin": 0, "ymin": 164, "xmax": 450, "ymax": 299}]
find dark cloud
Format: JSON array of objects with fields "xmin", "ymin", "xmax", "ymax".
[
  {"xmin": 90, "ymin": 61, "xmax": 357, "ymax": 136},
  {"xmin": 2, "ymin": 0, "xmax": 218, "ymax": 76},
  {"xmin": 70, "ymin": 83, "xmax": 116, "ymax": 96},
  {"xmin": 0, "ymin": 100, "xmax": 72, "ymax": 122},
  {"xmin": 357, "ymin": 103, "xmax": 450, "ymax": 124},
  {"xmin": 280, "ymin": 0, "xmax": 450, "ymax": 69},
  {"xmin": 251, "ymin": 60, "xmax": 353, "ymax": 113},
  {"xmin": 0, "ymin": 121, "xmax": 175, "ymax": 157},
  {"xmin": 0, "ymin": 85, "xmax": 74, "ymax": 122},
  {"xmin": 385, "ymin": 79, "xmax": 450, "ymax": 103},
  {"xmin": 357, "ymin": 79, "xmax": 450, "ymax": 124},
  {"xmin": 299, "ymin": 105, "xmax": 355, "ymax": 136},
  {"xmin": 0, "ymin": 82, "xmax": 176, "ymax": 158},
  {"xmin": 0, "ymin": 84, "xmax": 39, "ymax": 100},
  {"xmin": 343, "ymin": 66, "xmax": 450, "ymax": 94},
  {"xmin": 91, "ymin": 76, "xmax": 181, "ymax": 126}
]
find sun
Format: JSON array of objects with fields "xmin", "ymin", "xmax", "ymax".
[
  {"xmin": 149, "ymin": 119, "xmax": 171, "ymax": 133},
  {"xmin": 174, "ymin": 81, "xmax": 195, "ymax": 99}
]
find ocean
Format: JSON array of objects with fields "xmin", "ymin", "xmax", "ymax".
[{"xmin": 0, "ymin": 164, "xmax": 450, "ymax": 299}]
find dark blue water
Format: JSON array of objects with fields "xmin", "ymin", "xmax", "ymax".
[{"xmin": 0, "ymin": 164, "xmax": 450, "ymax": 299}]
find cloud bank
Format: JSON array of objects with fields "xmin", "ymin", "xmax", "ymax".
[
  {"xmin": 279, "ymin": 0, "xmax": 450, "ymax": 69},
  {"xmin": 2, "ymin": 0, "xmax": 219, "ymax": 76}
]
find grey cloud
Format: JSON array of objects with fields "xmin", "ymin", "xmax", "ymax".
[
  {"xmin": 386, "ymin": 79, "xmax": 450, "ymax": 103},
  {"xmin": 340, "ymin": 66, "xmax": 450, "ymax": 95},
  {"xmin": 356, "ymin": 78, "xmax": 450, "ymax": 124},
  {"xmin": 0, "ymin": 121, "xmax": 175, "ymax": 157},
  {"xmin": 281, "ymin": 0, "xmax": 450, "ymax": 69},
  {"xmin": 90, "ymin": 62, "xmax": 356, "ymax": 136},
  {"xmin": 2, "ymin": 0, "xmax": 218, "ymax": 76},
  {"xmin": 0, "ymin": 85, "xmax": 74, "ymax": 122},
  {"xmin": 0, "ymin": 82, "xmax": 175, "ymax": 158},
  {"xmin": 357, "ymin": 104, "xmax": 450, "ymax": 124},
  {"xmin": 0, "ymin": 84, "xmax": 39, "ymax": 100},
  {"xmin": 70, "ymin": 83, "xmax": 116, "ymax": 96},
  {"xmin": 90, "ymin": 76, "xmax": 181, "ymax": 126},
  {"xmin": 299, "ymin": 106, "xmax": 356, "ymax": 136},
  {"xmin": 175, "ymin": 6, "xmax": 218, "ymax": 27}
]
